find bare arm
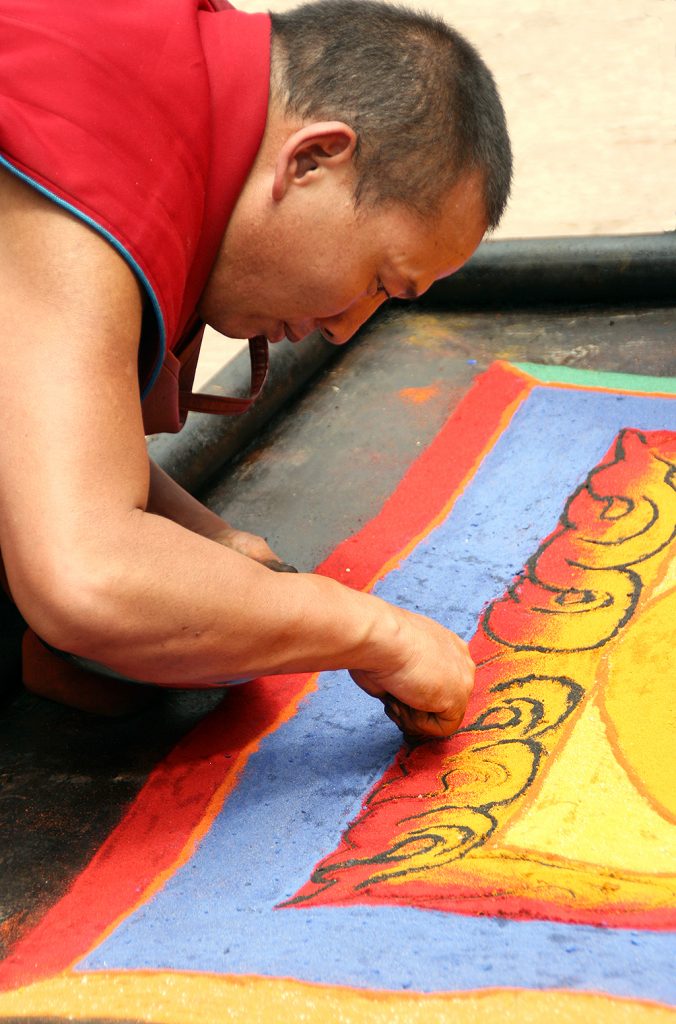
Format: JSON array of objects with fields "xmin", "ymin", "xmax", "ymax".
[
  {"xmin": 146, "ymin": 461, "xmax": 231, "ymax": 541},
  {"xmin": 147, "ymin": 461, "xmax": 291, "ymax": 568},
  {"xmin": 0, "ymin": 169, "xmax": 473, "ymax": 735}
]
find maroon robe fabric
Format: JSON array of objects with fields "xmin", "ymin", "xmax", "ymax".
[{"xmin": 0, "ymin": 0, "xmax": 271, "ymax": 430}]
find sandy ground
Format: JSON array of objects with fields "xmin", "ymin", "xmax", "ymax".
[{"xmin": 195, "ymin": 0, "xmax": 675, "ymax": 388}]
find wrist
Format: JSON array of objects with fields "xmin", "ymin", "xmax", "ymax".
[
  {"xmin": 269, "ymin": 572, "xmax": 395, "ymax": 674},
  {"xmin": 340, "ymin": 587, "xmax": 407, "ymax": 675}
]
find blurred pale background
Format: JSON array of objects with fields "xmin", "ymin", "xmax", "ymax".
[{"xmin": 196, "ymin": 0, "xmax": 676, "ymax": 388}]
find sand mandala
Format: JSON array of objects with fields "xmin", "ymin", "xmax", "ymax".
[
  {"xmin": 1, "ymin": 362, "xmax": 674, "ymax": 1022},
  {"xmin": 289, "ymin": 425, "xmax": 675, "ymax": 926}
]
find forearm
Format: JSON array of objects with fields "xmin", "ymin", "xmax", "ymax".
[
  {"xmin": 54, "ymin": 509, "xmax": 397, "ymax": 685},
  {"xmin": 146, "ymin": 459, "xmax": 232, "ymax": 541},
  {"xmin": 145, "ymin": 459, "xmax": 294, "ymax": 569},
  {"xmin": 0, "ymin": 170, "xmax": 472, "ymax": 735}
]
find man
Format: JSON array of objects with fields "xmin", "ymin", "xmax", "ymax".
[{"xmin": 0, "ymin": 0, "xmax": 511, "ymax": 734}]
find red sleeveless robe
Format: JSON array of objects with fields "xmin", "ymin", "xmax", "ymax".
[{"xmin": 0, "ymin": 0, "xmax": 270, "ymax": 431}]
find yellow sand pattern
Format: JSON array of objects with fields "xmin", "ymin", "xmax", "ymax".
[{"xmin": 0, "ymin": 971, "xmax": 672, "ymax": 1024}]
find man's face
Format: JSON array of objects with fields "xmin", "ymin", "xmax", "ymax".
[{"xmin": 198, "ymin": 158, "xmax": 487, "ymax": 347}]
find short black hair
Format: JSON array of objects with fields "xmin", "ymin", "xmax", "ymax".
[{"xmin": 270, "ymin": 0, "xmax": 512, "ymax": 228}]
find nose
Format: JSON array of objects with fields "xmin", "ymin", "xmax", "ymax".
[{"xmin": 319, "ymin": 293, "xmax": 385, "ymax": 346}]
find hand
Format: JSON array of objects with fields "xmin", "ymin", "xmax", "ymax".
[
  {"xmin": 146, "ymin": 462, "xmax": 298, "ymax": 573},
  {"xmin": 212, "ymin": 526, "xmax": 298, "ymax": 573},
  {"xmin": 350, "ymin": 606, "xmax": 475, "ymax": 739}
]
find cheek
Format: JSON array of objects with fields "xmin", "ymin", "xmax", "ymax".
[{"xmin": 296, "ymin": 259, "xmax": 368, "ymax": 316}]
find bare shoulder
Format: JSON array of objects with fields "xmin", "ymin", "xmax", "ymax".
[
  {"xmin": 0, "ymin": 163, "xmax": 150, "ymax": 622},
  {"xmin": 0, "ymin": 163, "xmax": 143, "ymax": 349}
]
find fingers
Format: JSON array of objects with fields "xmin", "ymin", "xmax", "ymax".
[
  {"xmin": 383, "ymin": 695, "xmax": 466, "ymax": 739},
  {"xmin": 215, "ymin": 527, "xmax": 297, "ymax": 571},
  {"xmin": 263, "ymin": 559, "xmax": 299, "ymax": 573}
]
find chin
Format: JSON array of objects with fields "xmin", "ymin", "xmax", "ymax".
[{"xmin": 205, "ymin": 319, "xmax": 250, "ymax": 340}]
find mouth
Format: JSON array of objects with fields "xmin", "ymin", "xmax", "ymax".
[
  {"xmin": 283, "ymin": 322, "xmax": 303, "ymax": 344},
  {"xmin": 265, "ymin": 322, "xmax": 317, "ymax": 345},
  {"xmin": 265, "ymin": 322, "xmax": 286, "ymax": 344}
]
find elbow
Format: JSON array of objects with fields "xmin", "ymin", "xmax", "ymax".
[{"xmin": 10, "ymin": 554, "xmax": 124, "ymax": 661}]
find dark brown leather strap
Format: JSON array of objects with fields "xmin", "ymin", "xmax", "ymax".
[{"xmin": 179, "ymin": 335, "xmax": 269, "ymax": 416}]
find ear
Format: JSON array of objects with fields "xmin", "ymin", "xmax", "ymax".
[{"xmin": 272, "ymin": 121, "xmax": 357, "ymax": 201}]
